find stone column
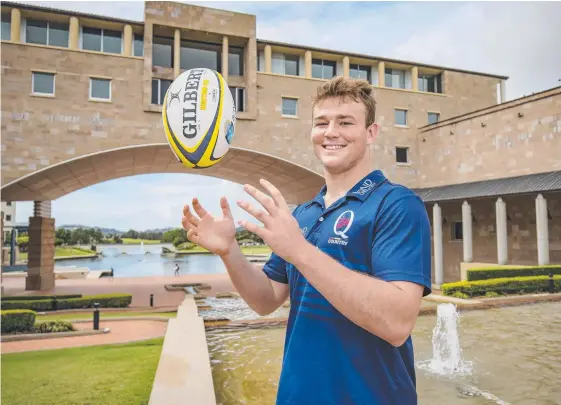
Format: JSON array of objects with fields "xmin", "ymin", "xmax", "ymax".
[
  {"xmin": 304, "ymin": 50, "xmax": 312, "ymax": 78},
  {"xmin": 378, "ymin": 61, "xmax": 385, "ymax": 87},
  {"xmin": 11, "ymin": 8, "xmax": 21, "ymax": 43},
  {"xmin": 123, "ymin": 24, "xmax": 133, "ymax": 56},
  {"xmin": 500, "ymin": 80, "xmax": 506, "ymax": 103},
  {"xmin": 221, "ymin": 36, "xmax": 229, "ymax": 82},
  {"xmin": 411, "ymin": 66, "xmax": 419, "ymax": 91},
  {"xmin": 25, "ymin": 201, "xmax": 55, "ymax": 291},
  {"xmin": 174, "ymin": 29, "xmax": 181, "ymax": 78},
  {"xmin": 462, "ymin": 201, "xmax": 473, "ymax": 263},
  {"xmin": 433, "ymin": 203, "xmax": 443, "ymax": 287},
  {"xmin": 536, "ymin": 194, "xmax": 550, "ymax": 265},
  {"xmin": 496, "ymin": 198, "xmax": 508, "ymax": 265},
  {"xmin": 343, "ymin": 56, "xmax": 350, "ymax": 79},
  {"xmin": 264, "ymin": 45, "xmax": 272, "ymax": 73}
]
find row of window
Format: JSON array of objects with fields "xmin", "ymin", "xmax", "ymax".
[
  {"xmin": 1, "ymin": 15, "xmax": 144, "ymax": 57},
  {"xmin": 31, "ymin": 72, "xmax": 111, "ymax": 100},
  {"xmin": 152, "ymin": 36, "xmax": 244, "ymax": 77},
  {"xmin": 395, "ymin": 109, "xmax": 440, "ymax": 126},
  {"xmin": 259, "ymin": 52, "xmax": 443, "ymax": 93}
]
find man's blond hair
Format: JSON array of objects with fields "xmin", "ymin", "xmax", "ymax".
[{"xmin": 312, "ymin": 76, "xmax": 377, "ymax": 127}]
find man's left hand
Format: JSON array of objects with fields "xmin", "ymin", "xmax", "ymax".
[{"xmin": 237, "ymin": 179, "xmax": 307, "ymax": 264}]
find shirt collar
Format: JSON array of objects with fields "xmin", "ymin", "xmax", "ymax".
[{"xmin": 305, "ymin": 169, "xmax": 387, "ymax": 208}]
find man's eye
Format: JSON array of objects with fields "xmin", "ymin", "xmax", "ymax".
[
  {"xmin": 315, "ymin": 122, "xmax": 327, "ymax": 127},
  {"xmin": 342, "ymin": 122, "xmax": 353, "ymax": 126}
]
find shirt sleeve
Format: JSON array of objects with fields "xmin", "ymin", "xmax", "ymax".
[
  {"xmin": 371, "ymin": 190, "xmax": 432, "ymax": 296},
  {"xmin": 262, "ymin": 252, "xmax": 289, "ymax": 284}
]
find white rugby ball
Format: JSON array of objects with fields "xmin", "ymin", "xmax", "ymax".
[{"xmin": 162, "ymin": 68, "xmax": 236, "ymax": 168}]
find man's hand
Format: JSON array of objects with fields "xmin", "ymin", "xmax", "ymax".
[{"xmin": 237, "ymin": 179, "xmax": 307, "ymax": 264}]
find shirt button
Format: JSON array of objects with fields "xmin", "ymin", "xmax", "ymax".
[{"xmin": 319, "ymin": 217, "xmax": 324, "ymax": 222}]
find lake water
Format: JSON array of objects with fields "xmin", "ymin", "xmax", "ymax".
[{"xmin": 56, "ymin": 244, "xmax": 230, "ymax": 278}]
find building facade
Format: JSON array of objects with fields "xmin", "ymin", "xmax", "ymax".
[
  {"xmin": 1, "ymin": 1, "xmax": 559, "ymax": 290},
  {"xmin": 1, "ymin": 201, "xmax": 16, "ymax": 242}
]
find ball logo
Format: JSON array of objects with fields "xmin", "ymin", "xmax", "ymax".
[
  {"xmin": 333, "ymin": 210, "xmax": 354, "ymax": 239},
  {"xmin": 181, "ymin": 69, "xmax": 204, "ymax": 139},
  {"xmin": 168, "ymin": 90, "xmax": 181, "ymax": 106}
]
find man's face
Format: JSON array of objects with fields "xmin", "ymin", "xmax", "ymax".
[{"xmin": 311, "ymin": 97, "xmax": 378, "ymax": 174}]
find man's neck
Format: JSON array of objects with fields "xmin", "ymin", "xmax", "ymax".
[{"xmin": 323, "ymin": 160, "xmax": 374, "ymax": 207}]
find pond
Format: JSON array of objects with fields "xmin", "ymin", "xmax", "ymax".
[{"xmin": 206, "ymin": 302, "xmax": 561, "ymax": 405}]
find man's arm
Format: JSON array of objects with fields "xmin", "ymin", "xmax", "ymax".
[
  {"xmin": 291, "ymin": 246, "xmax": 424, "ymax": 347},
  {"xmin": 220, "ymin": 242, "xmax": 289, "ymax": 316}
]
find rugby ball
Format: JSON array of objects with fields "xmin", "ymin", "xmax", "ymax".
[{"xmin": 162, "ymin": 68, "xmax": 236, "ymax": 168}]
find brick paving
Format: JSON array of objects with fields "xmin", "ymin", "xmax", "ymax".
[{"xmin": 1, "ymin": 320, "xmax": 169, "ymax": 354}]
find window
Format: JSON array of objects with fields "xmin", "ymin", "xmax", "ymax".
[
  {"xmin": 428, "ymin": 112, "xmax": 440, "ymax": 124},
  {"xmin": 6, "ymin": 215, "xmax": 11, "ymax": 222},
  {"xmin": 452, "ymin": 222, "xmax": 463, "ymax": 241},
  {"xmin": 385, "ymin": 68, "xmax": 406, "ymax": 89},
  {"xmin": 90, "ymin": 78, "xmax": 111, "ymax": 101},
  {"xmin": 82, "ymin": 27, "xmax": 121, "ymax": 53},
  {"xmin": 312, "ymin": 59, "xmax": 336, "ymax": 80},
  {"xmin": 153, "ymin": 36, "xmax": 173, "ymax": 67},
  {"xmin": 349, "ymin": 64, "xmax": 371, "ymax": 83},
  {"xmin": 282, "ymin": 97, "xmax": 298, "ymax": 116},
  {"xmin": 180, "ymin": 40, "xmax": 220, "ymax": 71},
  {"xmin": 1, "ymin": 13, "xmax": 10, "ymax": 41},
  {"xmin": 396, "ymin": 147, "xmax": 408, "ymax": 164},
  {"xmin": 419, "ymin": 74, "xmax": 442, "ymax": 93},
  {"xmin": 230, "ymin": 87, "xmax": 245, "ymax": 112},
  {"xmin": 151, "ymin": 79, "xmax": 172, "ymax": 105},
  {"xmin": 32, "ymin": 72, "xmax": 55, "ymax": 95},
  {"xmin": 272, "ymin": 54, "xmax": 299, "ymax": 76},
  {"xmin": 133, "ymin": 33, "xmax": 143, "ymax": 57},
  {"xmin": 25, "ymin": 19, "xmax": 69, "ymax": 47},
  {"xmin": 395, "ymin": 109, "xmax": 407, "ymax": 126},
  {"xmin": 7, "ymin": 202, "xmax": 12, "ymax": 206},
  {"xmin": 228, "ymin": 46, "xmax": 244, "ymax": 76}
]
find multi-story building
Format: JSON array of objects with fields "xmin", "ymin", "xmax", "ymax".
[
  {"xmin": 1, "ymin": 201, "xmax": 16, "ymax": 242},
  {"xmin": 1, "ymin": 1, "xmax": 559, "ymax": 290}
]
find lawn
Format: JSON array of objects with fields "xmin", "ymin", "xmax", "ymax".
[
  {"xmin": 121, "ymin": 238, "xmax": 161, "ymax": 245},
  {"xmin": 1, "ymin": 338, "xmax": 164, "ymax": 405},
  {"xmin": 19, "ymin": 247, "xmax": 95, "ymax": 261},
  {"xmin": 36, "ymin": 311, "xmax": 177, "ymax": 322}
]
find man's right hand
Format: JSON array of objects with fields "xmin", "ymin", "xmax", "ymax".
[{"xmin": 181, "ymin": 197, "xmax": 237, "ymax": 257}]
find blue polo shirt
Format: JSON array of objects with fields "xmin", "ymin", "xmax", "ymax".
[{"xmin": 263, "ymin": 169, "xmax": 432, "ymax": 405}]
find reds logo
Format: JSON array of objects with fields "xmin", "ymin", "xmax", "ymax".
[{"xmin": 333, "ymin": 210, "xmax": 354, "ymax": 239}]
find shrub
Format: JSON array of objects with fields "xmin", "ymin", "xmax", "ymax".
[
  {"xmin": 1, "ymin": 293, "xmax": 132, "ymax": 311},
  {"xmin": 1, "ymin": 294, "xmax": 82, "ymax": 302},
  {"xmin": 33, "ymin": 320, "xmax": 75, "ymax": 333},
  {"xmin": 442, "ymin": 275, "xmax": 561, "ymax": 298},
  {"xmin": 1, "ymin": 310, "xmax": 36, "ymax": 333},
  {"xmin": 450, "ymin": 291, "xmax": 469, "ymax": 299},
  {"xmin": 467, "ymin": 265, "xmax": 561, "ymax": 281},
  {"xmin": 484, "ymin": 291, "xmax": 501, "ymax": 298}
]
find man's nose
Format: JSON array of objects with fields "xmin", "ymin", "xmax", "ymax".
[{"xmin": 324, "ymin": 122, "xmax": 339, "ymax": 137}]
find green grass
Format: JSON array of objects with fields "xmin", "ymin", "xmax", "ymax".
[
  {"xmin": 1, "ymin": 338, "xmax": 164, "ymax": 405},
  {"xmin": 36, "ymin": 311, "xmax": 177, "ymax": 322},
  {"xmin": 19, "ymin": 247, "xmax": 95, "ymax": 261},
  {"xmin": 121, "ymin": 238, "xmax": 161, "ymax": 245}
]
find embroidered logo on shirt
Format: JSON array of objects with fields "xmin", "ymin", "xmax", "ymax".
[
  {"xmin": 328, "ymin": 210, "xmax": 354, "ymax": 246},
  {"xmin": 353, "ymin": 179, "xmax": 375, "ymax": 195}
]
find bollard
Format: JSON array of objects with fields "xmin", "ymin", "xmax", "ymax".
[
  {"xmin": 150, "ymin": 294, "xmax": 154, "ymax": 307},
  {"xmin": 93, "ymin": 303, "xmax": 100, "ymax": 330},
  {"xmin": 548, "ymin": 272, "xmax": 554, "ymax": 294}
]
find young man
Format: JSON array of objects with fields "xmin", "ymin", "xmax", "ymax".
[{"xmin": 182, "ymin": 77, "xmax": 432, "ymax": 404}]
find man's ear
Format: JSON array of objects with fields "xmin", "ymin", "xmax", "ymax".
[{"xmin": 366, "ymin": 122, "xmax": 379, "ymax": 145}]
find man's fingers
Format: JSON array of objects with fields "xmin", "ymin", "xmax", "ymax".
[
  {"xmin": 220, "ymin": 197, "xmax": 233, "ymax": 220},
  {"xmin": 186, "ymin": 229, "xmax": 199, "ymax": 244},
  {"xmin": 182, "ymin": 205, "xmax": 200, "ymax": 226},
  {"xmin": 192, "ymin": 198, "xmax": 209, "ymax": 219},
  {"xmin": 238, "ymin": 220, "xmax": 266, "ymax": 239},
  {"xmin": 259, "ymin": 179, "xmax": 289, "ymax": 211},
  {"xmin": 243, "ymin": 184, "xmax": 276, "ymax": 214},
  {"xmin": 237, "ymin": 200, "xmax": 270, "ymax": 226}
]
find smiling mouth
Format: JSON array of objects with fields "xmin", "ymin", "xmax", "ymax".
[{"xmin": 322, "ymin": 145, "xmax": 347, "ymax": 150}]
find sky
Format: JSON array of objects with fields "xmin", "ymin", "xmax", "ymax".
[{"xmin": 13, "ymin": 0, "xmax": 561, "ymax": 231}]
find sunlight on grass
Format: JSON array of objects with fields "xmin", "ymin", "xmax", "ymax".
[{"xmin": 36, "ymin": 312, "xmax": 177, "ymax": 322}]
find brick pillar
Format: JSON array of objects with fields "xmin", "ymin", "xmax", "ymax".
[{"xmin": 25, "ymin": 201, "xmax": 55, "ymax": 291}]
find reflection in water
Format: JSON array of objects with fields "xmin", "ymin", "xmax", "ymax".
[
  {"xmin": 200, "ymin": 298, "xmax": 290, "ymax": 321},
  {"xmin": 207, "ymin": 302, "xmax": 561, "ymax": 405}
]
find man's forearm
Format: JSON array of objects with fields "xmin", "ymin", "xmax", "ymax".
[
  {"xmin": 291, "ymin": 243, "xmax": 421, "ymax": 346},
  {"xmin": 220, "ymin": 242, "xmax": 284, "ymax": 315}
]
